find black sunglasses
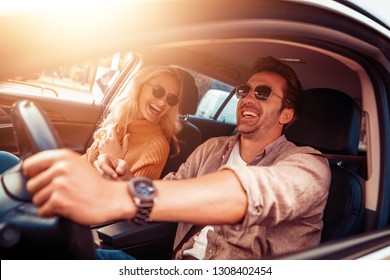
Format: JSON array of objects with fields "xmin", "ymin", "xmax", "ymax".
[
  {"xmin": 235, "ymin": 84, "xmax": 288, "ymax": 103},
  {"xmin": 146, "ymin": 82, "xmax": 179, "ymax": 106}
]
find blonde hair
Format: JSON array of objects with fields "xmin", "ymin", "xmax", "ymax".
[{"xmin": 93, "ymin": 65, "xmax": 183, "ymax": 155}]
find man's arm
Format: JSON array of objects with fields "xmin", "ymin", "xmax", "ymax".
[
  {"xmin": 23, "ymin": 149, "xmax": 247, "ymax": 226},
  {"xmin": 153, "ymin": 171, "xmax": 247, "ymax": 225}
]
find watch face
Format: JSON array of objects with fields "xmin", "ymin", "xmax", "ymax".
[
  {"xmin": 128, "ymin": 178, "xmax": 156, "ymax": 224},
  {"xmin": 134, "ymin": 183, "xmax": 155, "ymax": 197}
]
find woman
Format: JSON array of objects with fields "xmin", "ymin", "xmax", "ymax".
[{"xmin": 84, "ymin": 65, "xmax": 183, "ymax": 180}]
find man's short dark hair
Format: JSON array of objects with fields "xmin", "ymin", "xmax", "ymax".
[{"xmin": 250, "ymin": 56, "xmax": 302, "ymax": 114}]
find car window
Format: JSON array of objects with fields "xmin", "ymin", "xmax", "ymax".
[
  {"xmin": 359, "ymin": 113, "xmax": 367, "ymax": 152},
  {"xmin": 187, "ymin": 71, "xmax": 236, "ymax": 123},
  {"xmin": 0, "ymin": 52, "xmax": 134, "ymax": 103},
  {"xmin": 197, "ymin": 89, "xmax": 238, "ymax": 124}
]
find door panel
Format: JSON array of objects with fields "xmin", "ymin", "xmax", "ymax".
[
  {"xmin": 52, "ymin": 123, "xmax": 97, "ymax": 154},
  {"xmin": 278, "ymin": 227, "xmax": 390, "ymax": 260},
  {"xmin": 0, "ymin": 125, "xmax": 16, "ymax": 155},
  {"xmin": 0, "ymin": 92, "xmax": 103, "ymax": 156}
]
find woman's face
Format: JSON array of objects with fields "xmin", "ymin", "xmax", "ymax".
[{"xmin": 138, "ymin": 73, "xmax": 180, "ymax": 123}]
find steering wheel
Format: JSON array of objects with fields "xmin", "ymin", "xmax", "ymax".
[{"xmin": 0, "ymin": 100, "xmax": 96, "ymax": 259}]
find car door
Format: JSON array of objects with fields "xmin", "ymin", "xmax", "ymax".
[{"xmin": 271, "ymin": 0, "xmax": 390, "ymax": 259}]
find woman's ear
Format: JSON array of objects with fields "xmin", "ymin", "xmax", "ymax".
[{"xmin": 280, "ymin": 108, "xmax": 294, "ymax": 125}]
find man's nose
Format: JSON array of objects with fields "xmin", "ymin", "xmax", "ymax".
[{"xmin": 244, "ymin": 88, "xmax": 257, "ymax": 102}]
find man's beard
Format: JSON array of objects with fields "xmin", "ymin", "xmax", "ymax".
[
  {"xmin": 236, "ymin": 122, "xmax": 261, "ymax": 138},
  {"xmin": 237, "ymin": 113, "xmax": 280, "ymax": 140}
]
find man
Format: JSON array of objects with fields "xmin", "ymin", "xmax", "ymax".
[{"xmin": 23, "ymin": 56, "xmax": 331, "ymax": 259}]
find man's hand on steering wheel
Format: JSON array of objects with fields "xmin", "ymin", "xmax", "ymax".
[{"xmin": 23, "ymin": 149, "xmax": 135, "ymax": 226}]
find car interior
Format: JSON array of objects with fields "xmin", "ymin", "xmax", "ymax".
[
  {"xmin": 0, "ymin": 38, "xmax": 375, "ymax": 260},
  {"xmin": 0, "ymin": 0, "xmax": 389, "ymax": 260},
  {"xmin": 86, "ymin": 22, "xmax": 373, "ymax": 257},
  {"xmin": 93, "ymin": 59, "xmax": 367, "ymax": 259}
]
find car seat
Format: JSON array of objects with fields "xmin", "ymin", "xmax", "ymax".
[
  {"xmin": 285, "ymin": 88, "xmax": 364, "ymax": 242},
  {"xmin": 160, "ymin": 68, "xmax": 201, "ymax": 177}
]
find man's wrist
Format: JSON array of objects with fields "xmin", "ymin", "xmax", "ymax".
[{"xmin": 114, "ymin": 181, "xmax": 137, "ymax": 221}]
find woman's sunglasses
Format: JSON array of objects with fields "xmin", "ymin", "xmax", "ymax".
[
  {"xmin": 146, "ymin": 82, "xmax": 179, "ymax": 106},
  {"xmin": 235, "ymin": 84, "xmax": 288, "ymax": 104}
]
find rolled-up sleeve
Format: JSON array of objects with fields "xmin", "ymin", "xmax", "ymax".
[{"xmin": 220, "ymin": 151, "xmax": 331, "ymax": 229}]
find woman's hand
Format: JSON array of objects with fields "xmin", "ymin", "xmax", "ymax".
[
  {"xmin": 94, "ymin": 154, "xmax": 134, "ymax": 181},
  {"xmin": 98, "ymin": 126, "xmax": 129, "ymax": 159}
]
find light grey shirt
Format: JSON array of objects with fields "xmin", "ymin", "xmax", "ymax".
[{"xmin": 164, "ymin": 134, "xmax": 331, "ymax": 259}]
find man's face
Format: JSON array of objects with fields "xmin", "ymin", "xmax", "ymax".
[{"xmin": 236, "ymin": 71, "xmax": 292, "ymax": 140}]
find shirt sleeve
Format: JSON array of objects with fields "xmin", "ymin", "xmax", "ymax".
[
  {"xmin": 163, "ymin": 138, "xmax": 212, "ymax": 180},
  {"xmin": 220, "ymin": 151, "xmax": 331, "ymax": 229}
]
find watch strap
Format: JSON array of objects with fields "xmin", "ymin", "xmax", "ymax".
[
  {"xmin": 130, "ymin": 199, "xmax": 154, "ymax": 225},
  {"xmin": 127, "ymin": 178, "xmax": 156, "ymax": 225}
]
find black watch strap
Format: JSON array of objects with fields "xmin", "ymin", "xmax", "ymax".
[{"xmin": 131, "ymin": 199, "xmax": 154, "ymax": 225}]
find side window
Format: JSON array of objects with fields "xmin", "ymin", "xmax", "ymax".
[
  {"xmin": 0, "ymin": 52, "xmax": 134, "ymax": 103},
  {"xmin": 197, "ymin": 89, "xmax": 238, "ymax": 124},
  {"xmin": 359, "ymin": 113, "xmax": 367, "ymax": 152},
  {"xmin": 187, "ymin": 71, "xmax": 236, "ymax": 124},
  {"xmin": 215, "ymin": 93, "xmax": 238, "ymax": 124}
]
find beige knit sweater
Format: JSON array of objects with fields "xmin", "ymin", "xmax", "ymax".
[{"xmin": 85, "ymin": 119, "xmax": 170, "ymax": 179}]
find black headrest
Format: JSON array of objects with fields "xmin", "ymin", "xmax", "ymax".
[
  {"xmin": 177, "ymin": 69, "xmax": 198, "ymax": 115},
  {"xmin": 285, "ymin": 88, "xmax": 361, "ymax": 155}
]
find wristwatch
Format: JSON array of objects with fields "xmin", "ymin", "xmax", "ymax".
[{"xmin": 127, "ymin": 177, "xmax": 157, "ymax": 225}]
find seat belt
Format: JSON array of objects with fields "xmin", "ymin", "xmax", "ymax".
[
  {"xmin": 171, "ymin": 225, "xmax": 204, "ymax": 259},
  {"xmin": 311, "ymin": 153, "xmax": 366, "ymax": 167}
]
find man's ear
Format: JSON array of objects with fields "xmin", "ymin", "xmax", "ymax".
[{"xmin": 280, "ymin": 108, "xmax": 294, "ymax": 125}]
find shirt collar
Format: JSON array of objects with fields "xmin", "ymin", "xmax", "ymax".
[{"xmin": 228, "ymin": 134, "xmax": 287, "ymax": 165}]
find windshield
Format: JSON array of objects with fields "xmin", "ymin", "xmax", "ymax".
[
  {"xmin": 0, "ymin": 53, "xmax": 134, "ymax": 103},
  {"xmin": 343, "ymin": 0, "xmax": 390, "ymax": 28}
]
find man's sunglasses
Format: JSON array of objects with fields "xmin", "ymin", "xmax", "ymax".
[
  {"xmin": 146, "ymin": 82, "xmax": 179, "ymax": 106},
  {"xmin": 235, "ymin": 84, "xmax": 288, "ymax": 103}
]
